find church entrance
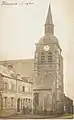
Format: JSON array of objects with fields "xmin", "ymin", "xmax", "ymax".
[
  {"xmin": 17, "ymin": 98, "xmax": 20, "ymax": 112},
  {"xmin": 33, "ymin": 93, "xmax": 39, "ymax": 113}
]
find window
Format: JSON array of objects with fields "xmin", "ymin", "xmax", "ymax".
[
  {"xmin": 41, "ymin": 52, "xmax": 45, "ymax": 62},
  {"xmin": 4, "ymin": 97, "xmax": 7, "ymax": 107},
  {"xmin": 11, "ymin": 97, "xmax": 14, "ymax": 107},
  {"xmin": 22, "ymin": 86, "xmax": 25, "ymax": 92},
  {"xmin": 4, "ymin": 83, "xmax": 8, "ymax": 90},
  {"xmin": 48, "ymin": 52, "xmax": 52, "ymax": 62},
  {"xmin": 8, "ymin": 64, "xmax": 13, "ymax": 69},
  {"xmin": 11, "ymin": 84, "xmax": 15, "ymax": 91}
]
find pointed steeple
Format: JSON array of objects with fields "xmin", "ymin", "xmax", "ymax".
[{"xmin": 45, "ymin": 4, "xmax": 54, "ymax": 34}]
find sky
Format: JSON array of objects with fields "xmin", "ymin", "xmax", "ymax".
[{"xmin": 0, "ymin": 0, "xmax": 74, "ymax": 102}]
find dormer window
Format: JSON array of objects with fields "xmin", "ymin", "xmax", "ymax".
[
  {"xmin": 8, "ymin": 64, "xmax": 13, "ymax": 69},
  {"xmin": 41, "ymin": 52, "xmax": 45, "ymax": 62},
  {"xmin": 48, "ymin": 52, "xmax": 52, "ymax": 62}
]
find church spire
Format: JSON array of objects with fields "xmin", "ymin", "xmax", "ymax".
[{"xmin": 45, "ymin": 4, "xmax": 54, "ymax": 34}]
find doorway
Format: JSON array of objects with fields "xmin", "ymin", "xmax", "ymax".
[{"xmin": 17, "ymin": 98, "xmax": 20, "ymax": 112}]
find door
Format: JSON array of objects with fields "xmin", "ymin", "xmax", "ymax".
[{"xmin": 17, "ymin": 98, "xmax": 20, "ymax": 112}]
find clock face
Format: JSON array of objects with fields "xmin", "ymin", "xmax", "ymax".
[{"xmin": 43, "ymin": 45, "xmax": 50, "ymax": 51}]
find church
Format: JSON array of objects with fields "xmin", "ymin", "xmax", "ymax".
[
  {"xmin": 0, "ymin": 3, "xmax": 73, "ymax": 115},
  {"xmin": 33, "ymin": 4, "xmax": 64, "ymax": 114}
]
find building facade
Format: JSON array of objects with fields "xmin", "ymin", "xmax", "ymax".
[
  {"xmin": 33, "ymin": 4, "xmax": 64, "ymax": 114},
  {"xmin": 0, "ymin": 65, "xmax": 33, "ymax": 114}
]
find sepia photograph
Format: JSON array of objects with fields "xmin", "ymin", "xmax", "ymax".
[{"xmin": 0, "ymin": 0, "xmax": 74, "ymax": 119}]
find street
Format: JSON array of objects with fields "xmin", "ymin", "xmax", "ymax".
[{"xmin": 0, "ymin": 113, "xmax": 73, "ymax": 119}]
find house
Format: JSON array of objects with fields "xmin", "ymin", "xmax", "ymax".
[{"xmin": 0, "ymin": 65, "xmax": 33, "ymax": 114}]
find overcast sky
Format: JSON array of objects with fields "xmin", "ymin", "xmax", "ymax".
[{"xmin": 0, "ymin": 0, "xmax": 74, "ymax": 102}]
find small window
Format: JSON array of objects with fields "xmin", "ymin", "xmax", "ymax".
[
  {"xmin": 4, "ymin": 83, "xmax": 8, "ymax": 89},
  {"xmin": 11, "ymin": 97, "xmax": 14, "ymax": 107},
  {"xmin": 8, "ymin": 64, "xmax": 13, "ymax": 69},
  {"xmin": 41, "ymin": 52, "xmax": 45, "ymax": 61},
  {"xmin": 48, "ymin": 52, "xmax": 52, "ymax": 62},
  {"xmin": 22, "ymin": 86, "xmax": 25, "ymax": 92},
  {"xmin": 11, "ymin": 84, "xmax": 15, "ymax": 91},
  {"xmin": 4, "ymin": 97, "xmax": 7, "ymax": 107}
]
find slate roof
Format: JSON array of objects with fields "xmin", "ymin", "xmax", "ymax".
[{"xmin": 0, "ymin": 59, "xmax": 34, "ymax": 78}]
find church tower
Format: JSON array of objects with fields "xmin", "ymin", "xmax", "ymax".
[{"xmin": 33, "ymin": 4, "xmax": 64, "ymax": 114}]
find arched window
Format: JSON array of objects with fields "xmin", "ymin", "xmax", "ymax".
[
  {"xmin": 41, "ymin": 52, "xmax": 45, "ymax": 62},
  {"xmin": 48, "ymin": 52, "xmax": 52, "ymax": 62},
  {"xmin": 11, "ymin": 97, "xmax": 14, "ymax": 107}
]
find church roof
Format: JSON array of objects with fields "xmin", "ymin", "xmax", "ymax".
[
  {"xmin": 37, "ymin": 4, "xmax": 59, "ymax": 45},
  {"xmin": 45, "ymin": 4, "xmax": 53, "ymax": 25},
  {"xmin": 38, "ymin": 34, "xmax": 59, "ymax": 45}
]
